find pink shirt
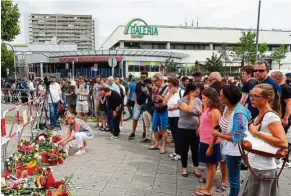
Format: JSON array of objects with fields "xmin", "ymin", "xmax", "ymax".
[{"xmin": 199, "ymin": 108, "xmax": 220, "ymax": 144}]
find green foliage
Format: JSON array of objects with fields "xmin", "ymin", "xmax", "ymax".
[
  {"xmin": 219, "ymin": 43, "xmax": 233, "ymax": 66},
  {"xmin": 205, "ymin": 53, "xmax": 224, "ymax": 72},
  {"xmin": 1, "ymin": 0, "xmax": 21, "ymax": 41},
  {"xmin": 272, "ymin": 45, "xmax": 287, "ymax": 68},
  {"xmin": 233, "ymin": 31, "xmax": 256, "ymax": 65},
  {"xmin": 1, "ymin": 43, "xmax": 14, "ymax": 77},
  {"xmin": 164, "ymin": 57, "xmax": 176, "ymax": 73},
  {"xmin": 258, "ymin": 42, "xmax": 269, "ymax": 59}
]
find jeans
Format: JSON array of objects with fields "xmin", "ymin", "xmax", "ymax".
[
  {"xmin": 113, "ymin": 111, "xmax": 121, "ymax": 136},
  {"xmin": 107, "ymin": 108, "xmax": 113, "ymax": 129},
  {"xmin": 168, "ymin": 117, "xmax": 180, "ymax": 154},
  {"xmin": 226, "ymin": 155, "xmax": 242, "ymax": 196},
  {"xmin": 62, "ymin": 94, "xmax": 67, "ymax": 109},
  {"xmin": 49, "ymin": 101, "xmax": 60, "ymax": 127}
]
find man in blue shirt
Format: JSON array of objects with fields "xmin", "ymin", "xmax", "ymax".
[
  {"xmin": 127, "ymin": 79, "xmax": 136, "ymax": 106},
  {"xmin": 247, "ymin": 60, "xmax": 281, "ymax": 119}
]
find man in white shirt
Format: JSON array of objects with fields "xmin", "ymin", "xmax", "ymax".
[
  {"xmin": 76, "ymin": 76, "xmax": 90, "ymax": 122},
  {"xmin": 48, "ymin": 76, "xmax": 62, "ymax": 129}
]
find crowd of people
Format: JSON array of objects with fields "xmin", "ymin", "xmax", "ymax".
[{"xmin": 2, "ymin": 60, "xmax": 291, "ymax": 196}]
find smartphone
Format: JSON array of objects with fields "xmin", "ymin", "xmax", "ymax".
[{"xmin": 214, "ymin": 125, "xmax": 222, "ymax": 132}]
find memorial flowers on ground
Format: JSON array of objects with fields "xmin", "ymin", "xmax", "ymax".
[{"xmin": 1, "ymin": 130, "xmax": 73, "ymax": 195}]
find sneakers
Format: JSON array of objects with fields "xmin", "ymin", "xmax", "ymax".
[
  {"xmin": 172, "ymin": 155, "xmax": 181, "ymax": 161},
  {"xmin": 109, "ymin": 135, "xmax": 119, "ymax": 140},
  {"xmin": 169, "ymin": 153, "xmax": 177, "ymax": 158},
  {"xmin": 75, "ymin": 149, "xmax": 85, "ymax": 156},
  {"xmin": 128, "ymin": 132, "xmax": 135, "ymax": 140}
]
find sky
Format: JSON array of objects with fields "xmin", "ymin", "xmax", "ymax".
[{"xmin": 12, "ymin": 0, "xmax": 291, "ymax": 47}]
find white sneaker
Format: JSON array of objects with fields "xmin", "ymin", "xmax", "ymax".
[
  {"xmin": 75, "ymin": 149, "xmax": 85, "ymax": 156},
  {"xmin": 172, "ymin": 155, "xmax": 181, "ymax": 161},
  {"xmin": 109, "ymin": 136, "xmax": 119, "ymax": 140},
  {"xmin": 169, "ymin": 153, "xmax": 176, "ymax": 158}
]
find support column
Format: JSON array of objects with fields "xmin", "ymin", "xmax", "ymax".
[
  {"xmin": 125, "ymin": 61, "xmax": 129, "ymax": 78},
  {"xmin": 72, "ymin": 61, "xmax": 75, "ymax": 80},
  {"xmin": 120, "ymin": 60, "xmax": 124, "ymax": 78},
  {"xmin": 120, "ymin": 41, "xmax": 124, "ymax": 49},
  {"xmin": 166, "ymin": 42, "xmax": 171, "ymax": 50},
  {"xmin": 209, "ymin": 43, "xmax": 213, "ymax": 50},
  {"xmin": 40, "ymin": 62, "xmax": 44, "ymax": 80},
  {"xmin": 287, "ymin": 45, "xmax": 291, "ymax": 52}
]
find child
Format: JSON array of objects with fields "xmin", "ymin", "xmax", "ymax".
[{"xmin": 99, "ymin": 95, "xmax": 107, "ymax": 131}]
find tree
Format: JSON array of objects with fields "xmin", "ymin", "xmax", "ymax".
[
  {"xmin": 1, "ymin": 0, "xmax": 21, "ymax": 41},
  {"xmin": 257, "ymin": 42, "xmax": 269, "ymax": 60},
  {"xmin": 204, "ymin": 53, "xmax": 224, "ymax": 72},
  {"xmin": 1, "ymin": 43, "xmax": 14, "ymax": 77},
  {"xmin": 233, "ymin": 31, "xmax": 256, "ymax": 66},
  {"xmin": 164, "ymin": 57, "xmax": 176, "ymax": 73},
  {"xmin": 272, "ymin": 45, "xmax": 287, "ymax": 69},
  {"xmin": 219, "ymin": 43, "xmax": 233, "ymax": 68}
]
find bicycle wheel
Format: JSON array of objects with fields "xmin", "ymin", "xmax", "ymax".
[{"xmin": 123, "ymin": 105, "xmax": 132, "ymax": 121}]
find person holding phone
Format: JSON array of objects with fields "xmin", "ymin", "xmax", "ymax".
[{"xmin": 177, "ymin": 83, "xmax": 202, "ymax": 178}]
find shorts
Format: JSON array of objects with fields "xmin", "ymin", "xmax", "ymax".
[
  {"xmin": 199, "ymin": 143, "xmax": 221, "ymax": 164},
  {"xmin": 152, "ymin": 110, "xmax": 168, "ymax": 132},
  {"xmin": 76, "ymin": 101, "xmax": 89, "ymax": 113},
  {"xmin": 132, "ymin": 104, "xmax": 143, "ymax": 120},
  {"xmin": 100, "ymin": 111, "xmax": 106, "ymax": 120}
]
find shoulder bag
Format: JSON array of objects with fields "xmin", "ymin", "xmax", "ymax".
[{"xmin": 239, "ymin": 110, "xmax": 290, "ymax": 180}]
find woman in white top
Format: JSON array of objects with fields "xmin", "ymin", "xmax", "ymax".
[
  {"xmin": 163, "ymin": 77, "xmax": 184, "ymax": 161},
  {"xmin": 239, "ymin": 84, "xmax": 288, "ymax": 196}
]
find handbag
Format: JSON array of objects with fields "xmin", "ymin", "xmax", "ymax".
[{"xmin": 239, "ymin": 110, "xmax": 290, "ymax": 180}]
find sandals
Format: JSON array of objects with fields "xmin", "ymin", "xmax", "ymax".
[
  {"xmin": 149, "ymin": 145, "xmax": 160, "ymax": 150},
  {"xmin": 192, "ymin": 188, "xmax": 212, "ymax": 196},
  {"xmin": 194, "ymin": 167, "xmax": 202, "ymax": 178},
  {"xmin": 215, "ymin": 184, "xmax": 228, "ymax": 193},
  {"xmin": 160, "ymin": 149, "xmax": 167, "ymax": 154},
  {"xmin": 199, "ymin": 178, "xmax": 206, "ymax": 183},
  {"xmin": 182, "ymin": 173, "xmax": 188, "ymax": 177}
]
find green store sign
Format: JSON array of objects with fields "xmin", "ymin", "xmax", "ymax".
[{"xmin": 124, "ymin": 18, "xmax": 158, "ymax": 38}]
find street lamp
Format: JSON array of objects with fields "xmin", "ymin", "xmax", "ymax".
[
  {"xmin": 2, "ymin": 42, "xmax": 16, "ymax": 80},
  {"xmin": 255, "ymin": 0, "xmax": 262, "ymax": 62}
]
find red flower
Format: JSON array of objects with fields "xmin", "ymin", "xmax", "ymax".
[{"xmin": 52, "ymin": 135, "xmax": 62, "ymax": 143}]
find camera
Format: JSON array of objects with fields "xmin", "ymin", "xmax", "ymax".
[{"xmin": 44, "ymin": 76, "xmax": 51, "ymax": 86}]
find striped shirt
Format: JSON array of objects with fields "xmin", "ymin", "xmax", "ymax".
[{"xmin": 219, "ymin": 114, "xmax": 230, "ymax": 145}]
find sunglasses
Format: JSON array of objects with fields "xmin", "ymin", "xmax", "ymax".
[
  {"xmin": 249, "ymin": 94, "xmax": 265, "ymax": 100},
  {"xmin": 254, "ymin": 69, "xmax": 267, "ymax": 73},
  {"xmin": 141, "ymin": 76, "xmax": 146, "ymax": 78}
]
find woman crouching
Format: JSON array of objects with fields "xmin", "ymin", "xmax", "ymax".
[{"xmin": 57, "ymin": 113, "xmax": 94, "ymax": 155}]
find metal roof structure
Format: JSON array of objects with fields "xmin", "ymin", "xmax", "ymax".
[{"xmin": 39, "ymin": 49, "xmax": 189, "ymax": 59}]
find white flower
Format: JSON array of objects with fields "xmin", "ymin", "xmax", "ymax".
[
  {"xmin": 35, "ymin": 144, "xmax": 39, "ymax": 148},
  {"xmin": 38, "ymin": 136, "xmax": 45, "ymax": 141}
]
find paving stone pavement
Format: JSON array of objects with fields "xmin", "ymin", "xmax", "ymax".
[{"xmin": 2, "ymin": 118, "xmax": 291, "ymax": 196}]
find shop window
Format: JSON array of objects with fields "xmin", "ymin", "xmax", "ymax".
[
  {"xmin": 145, "ymin": 65, "xmax": 150, "ymax": 71},
  {"xmin": 142, "ymin": 44, "xmax": 153, "ymax": 49},
  {"xmin": 134, "ymin": 65, "xmax": 139, "ymax": 72},
  {"xmin": 128, "ymin": 65, "xmax": 135, "ymax": 72},
  {"xmin": 151, "ymin": 66, "xmax": 159, "ymax": 72},
  {"xmin": 140, "ymin": 66, "xmax": 145, "ymax": 71}
]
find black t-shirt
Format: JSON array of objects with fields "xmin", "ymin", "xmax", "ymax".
[
  {"xmin": 135, "ymin": 81, "xmax": 147, "ymax": 105},
  {"xmin": 241, "ymin": 79, "xmax": 256, "ymax": 94},
  {"xmin": 281, "ymin": 83, "xmax": 291, "ymax": 119},
  {"xmin": 107, "ymin": 90, "xmax": 122, "ymax": 111}
]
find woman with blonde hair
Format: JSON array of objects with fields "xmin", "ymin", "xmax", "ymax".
[
  {"xmin": 57, "ymin": 112, "xmax": 94, "ymax": 155},
  {"xmin": 239, "ymin": 84, "xmax": 288, "ymax": 196}
]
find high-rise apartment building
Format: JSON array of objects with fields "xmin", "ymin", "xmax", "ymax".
[{"xmin": 24, "ymin": 13, "xmax": 97, "ymax": 50}]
